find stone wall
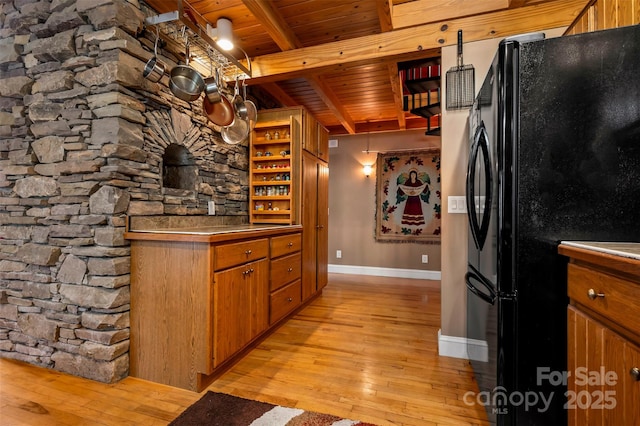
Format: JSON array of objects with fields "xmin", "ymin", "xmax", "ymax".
[{"xmin": 0, "ymin": 0, "xmax": 248, "ymax": 383}]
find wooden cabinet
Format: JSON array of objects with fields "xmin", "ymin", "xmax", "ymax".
[
  {"xmin": 252, "ymin": 107, "xmax": 329, "ymax": 302},
  {"xmin": 213, "ymin": 238, "xmax": 269, "ymax": 366},
  {"xmin": 559, "ymin": 244, "xmax": 640, "ymax": 426},
  {"xmin": 302, "ymin": 151, "xmax": 329, "ymax": 300},
  {"xmin": 303, "ymin": 112, "xmax": 329, "ymax": 162},
  {"xmin": 269, "ymin": 233, "xmax": 302, "ymax": 324},
  {"xmin": 127, "ymin": 226, "xmax": 303, "ymax": 392}
]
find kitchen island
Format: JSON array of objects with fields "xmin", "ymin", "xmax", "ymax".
[
  {"xmin": 559, "ymin": 242, "xmax": 640, "ymax": 425},
  {"xmin": 125, "ymin": 223, "xmax": 305, "ymax": 391}
]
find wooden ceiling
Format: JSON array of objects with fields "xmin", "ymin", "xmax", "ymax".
[{"xmin": 142, "ymin": 0, "xmax": 590, "ymax": 135}]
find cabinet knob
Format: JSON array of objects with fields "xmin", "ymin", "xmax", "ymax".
[
  {"xmin": 287, "ymin": 267, "xmax": 293, "ymax": 272},
  {"xmin": 287, "ymin": 297, "xmax": 293, "ymax": 302},
  {"xmin": 587, "ymin": 288, "xmax": 605, "ymax": 300},
  {"xmin": 631, "ymin": 367, "xmax": 640, "ymax": 381},
  {"xmin": 287, "ymin": 242, "xmax": 293, "ymax": 247},
  {"xmin": 245, "ymin": 249, "xmax": 252, "ymax": 256}
]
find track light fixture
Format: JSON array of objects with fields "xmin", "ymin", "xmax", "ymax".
[{"xmin": 207, "ymin": 18, "xmax": 234, "ymax": 51}]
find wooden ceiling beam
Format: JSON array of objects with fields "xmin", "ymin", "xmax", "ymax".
[
  {"xmin": 242, "ymin": 0, "xmax": 357, "ymax": 134},
  {"xmin": 387, "ymin": 62, "xmax": 406, "ymax": 130},
  {"xmin": 247, "ymin": 0, "xmax": 587, "ymax": 81},
  {"xmin": 378, "ymin": 0, "xmax": 405, "ymax": 129},
  {"xmin": 241, "ymin": 0, "xmax": 301, "ymax": 50},
  {"xmin": 392, "ymin": 0, "xmax": 509, "ymax": 29},
  {"xmin": 307, "ymin": 76, "xmax": 357, "ymax": 134}
]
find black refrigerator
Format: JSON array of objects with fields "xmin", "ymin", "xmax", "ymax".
[{"xmin": 465, "ymin": 24, "xmax": 640, "ymax": 426}]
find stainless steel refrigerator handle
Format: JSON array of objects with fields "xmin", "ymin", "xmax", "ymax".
[{"xmin": 465, "ymin": 270, "xmax": 496, "ymax": 305}]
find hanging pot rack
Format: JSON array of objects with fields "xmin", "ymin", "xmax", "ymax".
[{"xmin": 143, "ymin": 0, "xmax": 251, "ymax": 82}]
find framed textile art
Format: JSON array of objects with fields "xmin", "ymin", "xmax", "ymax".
[{"xmin": 375, "ymin": 149, "xmax": 441, "ymax": 244}]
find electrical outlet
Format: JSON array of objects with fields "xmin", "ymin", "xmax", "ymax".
[
  {"xmin": 421, "ymin": 254, "xmax": 428, "ymax": 263},
  {"xmin": 336, "ymin": 250, "xmax": 342, "ymax": 259},
  {"xmin": 208, "ymin": 200, "xmax": 215, "ymax": 215}
]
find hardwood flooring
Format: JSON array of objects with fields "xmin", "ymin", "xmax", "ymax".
[{"xmin": 0, "ymin": 274, "xmax": 489, "ymax": 426}]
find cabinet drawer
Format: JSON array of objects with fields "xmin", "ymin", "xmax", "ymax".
[
  {"xmin": 270, "ymin": 279, "xmax": 301, "ymax": 325},
  {"xmin": 568, "ymin": 263, "xmax": 640, "ymax": 333},
  {"xmin": 270, "ymin": 252, "xmax": 301, "ymax": 291},
  {"xmin": 214, "ymin": 238, "xmax": 269, "ymax": 271},
  {"xmin": 270, "ymin": 233, "xmax": 302, "ymax": 258}
]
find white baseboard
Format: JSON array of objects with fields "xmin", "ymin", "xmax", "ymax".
[
  {"xmin": 438, "ymin": 329, "xmax": 488, "ymax": 362},
  {"xmin": 328, "ymin": 264, "xmax": 441, "ymax": 280}
]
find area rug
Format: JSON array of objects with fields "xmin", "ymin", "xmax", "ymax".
[{"xmin": 169, "ymin": 391, "xmax": 379, "ymax": 426}]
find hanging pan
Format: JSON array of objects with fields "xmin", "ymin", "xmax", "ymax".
[
  {"xmin": 203, "ymin": 87, "xmax": 235, "ymax": 127},
  {"xmin": 169, "ymin": 42, "xmax": 205, "ymax": 102},
  {"xmin": 242, "ymin": 80, "xmax": 257, "ymax": 130},
  {"xmin": 221, "ymin": 115, "xmax": 249, "ymax": 145},
  {"xmin": 142, "ymin": 28, "xmax": 166, "ymax": 82},
  {"xmin": 446, "ymin": 30, "xmax": 475, "ymax": 110}
]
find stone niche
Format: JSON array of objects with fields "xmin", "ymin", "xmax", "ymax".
[{"xmin": 0, "ymin": 0, "xmax": 248, "ymax": 383}]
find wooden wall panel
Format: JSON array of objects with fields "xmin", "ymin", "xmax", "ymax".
[{"xmin": 567, "ymin": 0, "xmax": 640, "ymax": 34}]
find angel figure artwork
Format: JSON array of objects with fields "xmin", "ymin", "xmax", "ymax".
[
  {"xmin": 397, "ymin": 169, "xmax": 430, "ymax": 226},
  {"xmin": 375, "ymin": 150, "xmax": 441, "ymax": 244}
]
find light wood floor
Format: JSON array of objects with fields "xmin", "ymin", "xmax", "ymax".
[{"xmin": 0, "ymin": 274, "xmax": 489, "ymax": 426}]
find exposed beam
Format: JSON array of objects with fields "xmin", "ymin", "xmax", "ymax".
[
  {"xmin": 247, "ymin": 0, "xmax": 587, "ymax": 81},
  {"xmin": 307, "ymin": 76, "xmax": 356, "ymax": 134},
  {"xmin": 392, "ymin": 0, "xmax": 509, "ymax": 29},
  {"xmin": 377, "ymin": 0, "xmax": 393, "ymax": 32},
  {"xmin": 241, "ymin": 0, "xmax": 301, "ymax": 50},
  {"xmin": 242, "ymin": 0, "xmax": 357, "ymax": 134},
  {"xmin": 378, "ymin": 0, "xmax": 405, "ymax": 129},
  {"xmin": 387, "ymin": 62, "xmax": 406, "ymax": 130}
]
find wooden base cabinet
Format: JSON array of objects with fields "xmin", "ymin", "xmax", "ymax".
[
  {"xmin": 560, "ymin": 244, "xmax": 640, "ymax": 426},
  {"xmin": 252, "ymin": 107, "xmax": 329, "ymax": 301},
  {"xmin": 567, "ymin": 306, "xmax": 640, "ymax": 425},
  {"xmin": 127, "ymin": 227, "xmax": 302, "ymax": 392}
]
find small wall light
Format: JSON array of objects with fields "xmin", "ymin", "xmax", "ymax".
[
  {"xmin": 207, "ymin": 18, "xmax": 234, "ymax": 51},
  {"xmin": 363, "ymin": 164, "xmax": 373, "ymax": 177}
]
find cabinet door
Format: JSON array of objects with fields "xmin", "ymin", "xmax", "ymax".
[
  {"xmin": 567, "ymin": 306, "xmax": 640, "ymax": 425},
  {"xmin": 213, "ymin": 259, "xmax": 268, "ymax": 366},
  {"xmin": 301, "ymin": 152, "xmax": 318, "ymax": 301},
  {"xmin": 624, "ymin": 343, "xmax": 640, "ymax": 425},
  {"xmin": 316, "ymin": 160, "xmax": 329, "ymax": 291}
]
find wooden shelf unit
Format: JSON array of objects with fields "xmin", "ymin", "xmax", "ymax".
[{"xmin": 250, "ymin": 118, "xmax": 297, "ymax": 224}]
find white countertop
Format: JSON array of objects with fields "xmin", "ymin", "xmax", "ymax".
[{"xmin": 560, "ymin": 241, "xmax": 640, "ymax": 261}]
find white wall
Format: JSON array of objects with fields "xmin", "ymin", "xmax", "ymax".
[{"xmin": 328, "ymin": 130, "xmax": 441, "ymax": 279}]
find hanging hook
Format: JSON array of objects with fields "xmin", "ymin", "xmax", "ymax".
[{"xmin": 153, "ymin": 26, "xmax": 160, "ymax": 56}]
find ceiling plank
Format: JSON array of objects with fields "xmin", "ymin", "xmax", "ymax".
[
  {"xmin": 260, "ymin": 82, "xmax": 299, "ymax": 106},
  {"xmin": 392, "ymin": 0, "xmax": 509, "ymax": 29},
  {"xmin": 247, "ymin": 0, "xmax": 587, "ymax": 81},
  {"xmin": 308, "ymin": 76, "xmax": 357, "ymax": 134},
  {"xmin": 242, "ymin": 0, "xmax": 357, "ymax": 134}
]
